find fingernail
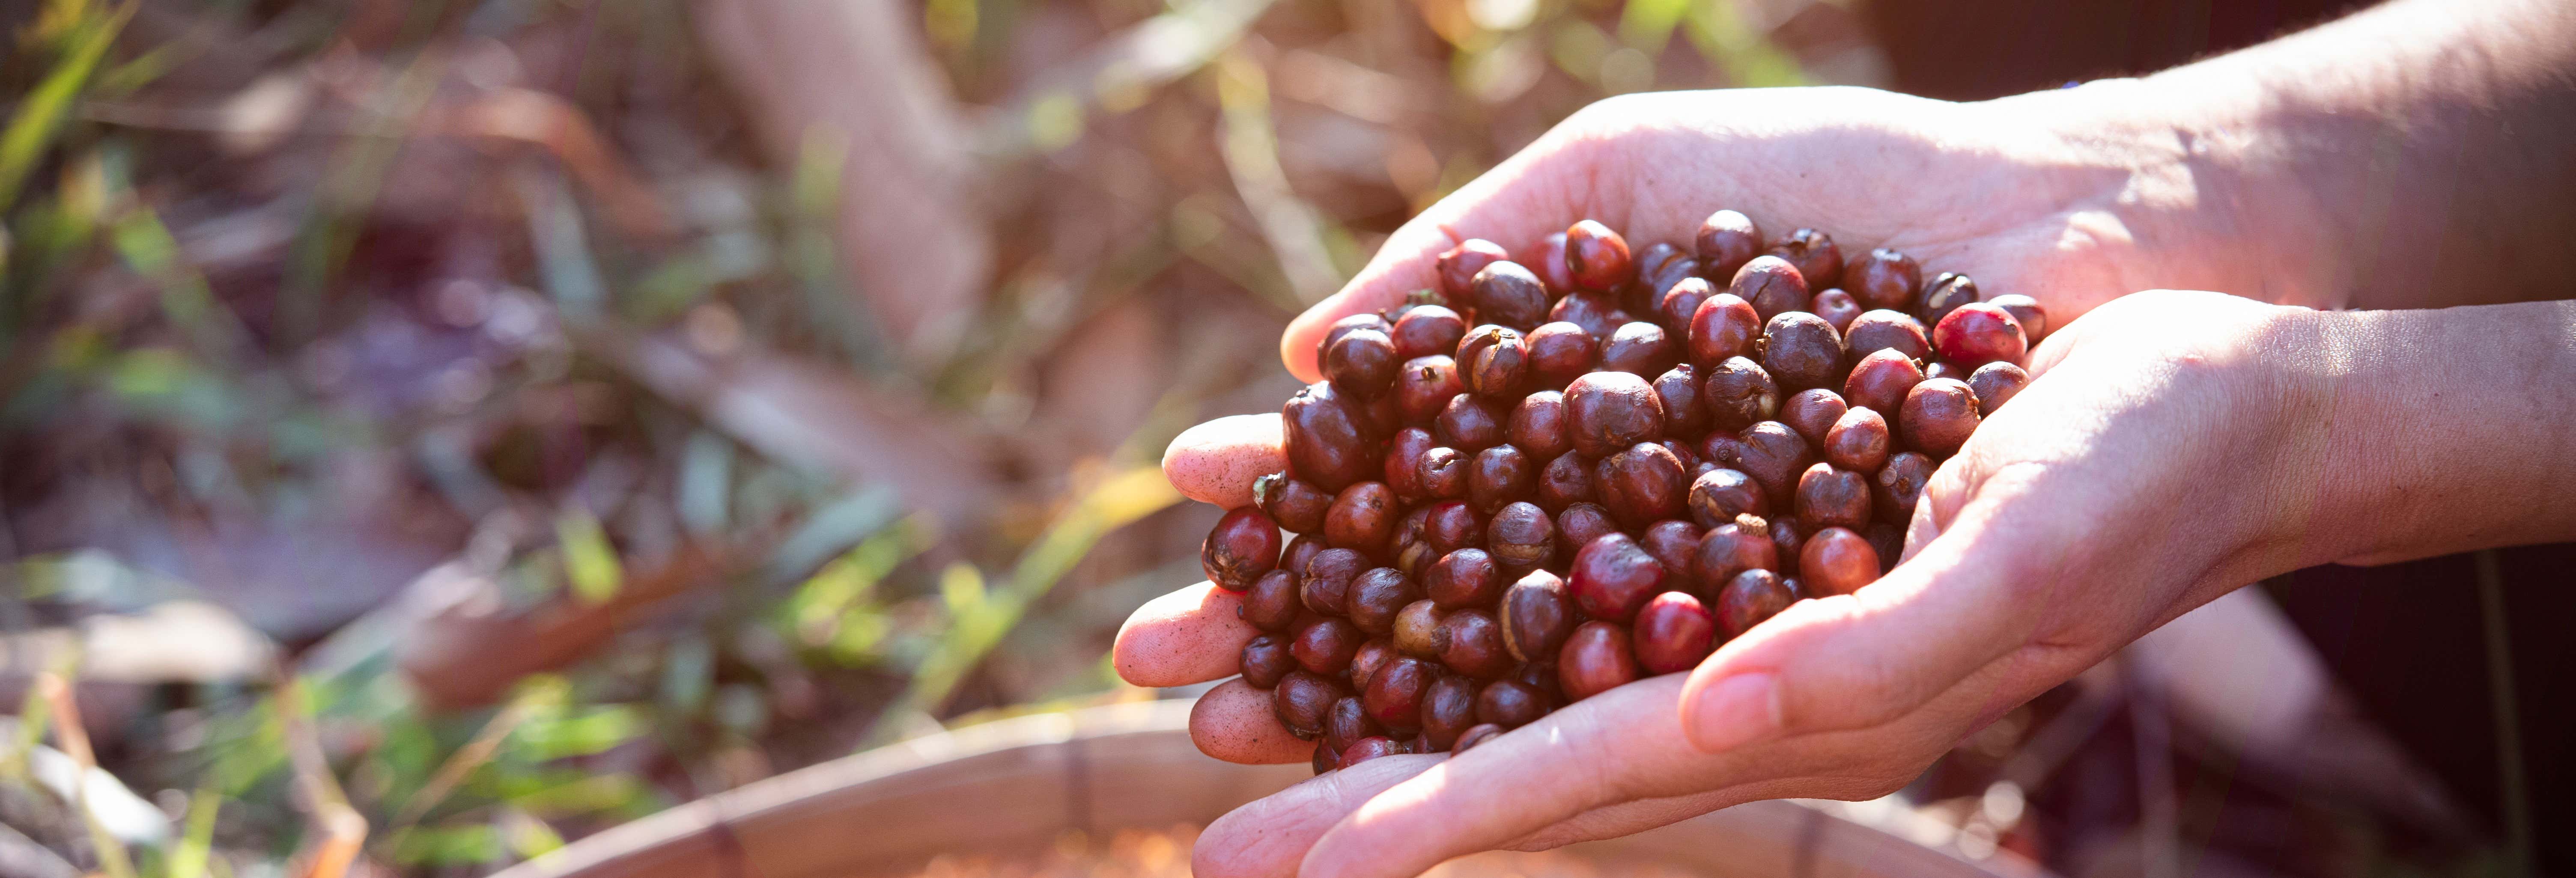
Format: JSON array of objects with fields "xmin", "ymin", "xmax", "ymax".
[{"xmin": 1686, "ymin": 673, "xmax": 1782, "ymax": 752}]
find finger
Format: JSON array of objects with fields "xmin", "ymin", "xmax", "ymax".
[
  {"xmin": 1679, "ymin": 461, "xmax": 2082, "ymax": 753},
  {"xmin": 1193, "ymin": 754, "xmax": 1443, "ymax": 878},
  {"xmin": 1112, "ymin": 582, "xmax": 1258, "ymax": 687},
  {"xmin": 1190, "ymin": 678, "xmax": 1318, "ymax": 765},
  {"xmin": 1163, "ymin": 413, "xmax": 1287, "ymax": 509}
]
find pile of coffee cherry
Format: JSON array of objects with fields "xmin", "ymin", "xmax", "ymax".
[{"xmin": 1197, "ymin": 211, "xmax": 2044, "ymax": 774}]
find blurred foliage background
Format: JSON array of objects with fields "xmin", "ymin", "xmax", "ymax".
[{"xmin": 0, "ymin": 0, "xmax": 2503, "ymax": 875}]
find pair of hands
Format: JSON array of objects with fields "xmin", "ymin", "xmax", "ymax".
[{"xmin": 1117, "ymin": 86, "xmax": 2336, "ymax": 878}]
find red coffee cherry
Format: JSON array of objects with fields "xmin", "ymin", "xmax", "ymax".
[
  {"xmin": 1325, "ymin": 328, "xmax": 1400, "ymax": 401},
  {"xmin": 1565, "ymin": 370, "xmax": 1667, "ymax": 458},
  {"xmin": 1392, "ymin": 304, "xmax": 1470, "ymax": 360},
  {"xmin": 1688, "ymin": 292, "xmax": 1763, "ymax": 366},
  {"xmin": 1633, "ymin": 591, "xmax": 1719, "ymax": 675},
  {"xmin": 1799, "ymin": 526, "xmax": 1881, "ymax": 596},
  {"xmin": 1843, "ymin": 348, "xmax": 1926, "ymax": 415},
  {"xmin": 1274, "ymin": 671, "xmax": 1346, "ymax": 739},
  {"xmin": 1900, "ymin": 378, "xmax": 1981, "ymax": 456},
  {"xmin": 1986, "ymin": 293, "xmax": 2049, "ymax": 340},
  {"xmin": 1846, "ymin": 247, "xmax": 1923, "ymax": 312},
  {"xmin": 1241, "ymin": 634, "xmax": 1295, "ymax": 688},
  {"xmin": 1730, "ymin": 255, "xmax": 1811, "ymax": 322},
  {"xmin": 1526, "ymin": 322, "xmax": 1598, "ymax": 387},
  {"xmin": 1766, "ymin": 228, "xmax": 1843, "ymax": 289},
  {"xmin": 1811, "ymin": 289, "xmax": 1862, "ymax": 333},
  {"xmin": 1873, "ymin": 451, "xmax": 1935, "ymax": 525},
  {"xmin": 1932, "ymin": 302, "xmax": 2028, "ymax": 367},
  {"xmin": 1968, "ymin": 361, "xmax": 2031, "ymax": 413},
  {"xmin": 1795, "ymin": 462, "xmax": 1872, "ymax": 532},
  {"xmin": 1780, "ymin": 387, "xmax": 1849, "ymax": 446},
  {"xmin": 1688, "ymin": 467, "xmax": 1770, "ymax": 526},
  {"xmin": 1558, "ymin": 621, "xmax": 1640, "ymax": 701},
  {"xmin": 1202, "ymin": 506, "xmax": 1282, "ymax": 592},
  {"xmin": 1695, "ymin": 209, "xmax": 1764, "ymax": 280},
  {"xmin": 1499, "ymin": 569, "xmax": 1576, "ymax": 663},
  {"xmin": 1714, "ymin": 568, "xmax": 1798, "ymax": 637},
  {"xmin": 1693, "ymin": 514, "xmax": 1780, "ymax": 588},
  {"xmin": 1436, "ymin": 239, "xmax": 1511, "ymax": 300},
  {"xmin": 1472, "ymin": 260, "xmax": 1552, "ymax": 330},
  {"xmin": 1565, "ymin": 220, "xmax": 1634, "ymax": 293},
  {"xmin": 1568, "ymin": 533, "xmax": 1666, "ymax": 622},
  {"xmin": 1822, "ymin": 407, "xmax": 1892, "ymax": 473},
  {"xmin": 1917, "ymin": 271, "xmax": 1979, "ymax": 326},
  {"xmin": 1508, "ymin": 390, "xmax": 1574, "ymax": 460}
]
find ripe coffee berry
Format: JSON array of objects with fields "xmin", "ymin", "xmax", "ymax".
[
  {"xmin": 1393, "ymin": 304, "xmax": 1469, "ymax": 360},
  {"xmin": 1421, "ymin": 675, "xmax": 1482, "ymax": 750},
  {"xmin": 1324, "ymin": 482, "xmax": 1397, "ymax": 551},
  {"xmin": 1800, "ymin": 527, "xmax": 1880, "ymax": 596},
  {"xmin": 1732, "ymin": 256, "xmax": 1811, "ymax": 321},
  {"xmin": 1487, "ymin": 501, "xmax": 1556, "ymax": 569},
  {"xmin": 1932, "ymin": 303, "xmax": 2027, "ymax": 367},
  {"xmin": 1283, "ymin": 383, "xmax": 1376, "ymax": 491},
  {"xmin": 1526, "ymin": 323, "xmax": 1598, "ymax": 386},
  {"xmin": 1766, "ymin": 228, "xmax": 1843, "ymax": 289},
  {"xmin": 1565, "ymin": 220, "xmax": 1633, "ymax": 293},
  {"xmin": 1696, "ymin": 209, "xmax": 1764, "ymax": 279},
  {"xmin": 1569, "ymin": 533, "xmax": 1666, "ymax": 622},
  {"xmin": 1324, "ymin": 696, "xmax": 1379, "ymax": 758},
  {"xmin": 1844, "ymin": 310, "xmax": 1932, "ymax": 363},
  {"xmin": 1326, "ymin": 328, "xmax": 1399, "ymax": 401},
  {"xmin": 1554, "ymin": 502, "xmax": 1620, "ymax": 560},
  {"xmin": 1348, "ymin": 567, "xmax": 1420, "ymax": 635},
  {"xmin": 1302, "ymin": 547, "xmax": 1368, "ymax": 616},
  {"xmin": 1846, "ymin": 247, "xmax": 1922, "ymax": 312},
  {"xmin": 1795, "ymin": 462, "xmax": 1872, "ymax": 531},
  {"xmin": 1986, "ymin": 294, "xmax": 2049, "ymax": 340},
  {"xmin": 1548, "ymin": 293, "xmax": 1623, "ymax": 340},
  {"xmin": 1351, "ymin": 640, "xmax": 1396, "ymax": 692},
  {"xmin": 1242, "ymin": 635, "xmax": 1295, "ymax": 688},
  {"xmin": 1969, "ymin": 361, "xmax": 2031, "ymax": 413},
  {"xmin": 1426, "ymin": 548, "xmax": 1504, "ymax": 608},
  {"xmin": 1477, "ymin": 679, "xmax": 1550, "ymax": 728},
  {"xmin": 1459, "ymin": 325, "xmax": 1532, "ymax": 397},
  {"xmin": 1688, "ymin": 292, "xmax": 1763, "ymax": 365},
  {"xmin": 1508, "ymin": 391, "xmax": 1573, "ymax": 460},
  {"xmin": 1240, "ymin": 569, "xmax": 1300, "ymax": 631},
  {"xmin": 1293, "ymin": 617, "xmax": 1366, "ymax": 676},
  {"xmin": 1780, "ymin": 388, "xmax": 1849, "ymax": 446},
  {"xmin": 1363, "ymin": 657, "xmax": 1434, "ymax": 731},
  {"xmin": 1917, "ymin": 271, "xmax": 1979, "ymax": 326},
  {"xmin": 1688, "ymin": 467, "xmax": 1770, "ymax": 526},
  {"xmin": 1537, "ymin": 451, "xmax": 1596, "ymax": 512},
  {"xmin": 1731, "ymin": 420, "xmax": 1815, "ymax": 501},
  {"xmin": 1473, "ymin": 261, "xmax": 1552, "ymax": 330},
  {"xmin": 1255, "ymin": 473, "xmax": 1333, "ymax": 534},
  {"xmin": 1633, "ymin": 591, "xmax": 1718, "ymax": 674},
  {"xmin": 1693, "ymin": 514, "xmax": 1779, "ymax": 587},
  {"xmin": 1392, "ymin": 600, "xmax": 1445, "ymax": 658},
  {"xmin": 1558, "ymin": 621, "xmax": 1640, "ymax": 701},
  {"xmin": 1565, "ymin": 371, "xmax": 1667, "ymax": 458},
  {"xmin": 1715, "ymin": 568, "xmax": 1797, "ymax": 637},
  {"xmin": 1202, "ymin": 506, "xmax": 1282, "ymax": 592},
  {"xmin": 1762, "ymin": 312, "xmax": 1846, "ymax": 390},
  {"xmin": 1436, "ymin": 610, "xmax": 1513, "ymax": 678},
  {"xmin": 1275, "ymin": 671, "xmax": 1345, "ymax": 739},
  {"xmin": 1437, "ymin": 393, "xmax": 1508, "ymax": 450},
  {"xmin": 1599, "ymin": 321, "xmax": 1679, "ymax": 377},
  {"xmin": 1702, "ymin": 357, "xmax": 1782, "ymax": 431},
  {"xmin": 1874, "ymin": 451, "xmax": 1935, "ymax": 525},
  {"xmin": 1394, "ymin": 356, "xmax": 1464, "ymax": 424},
  {"xmin": 1653, "ymin": 364, "xmax": 1705, "ymax": 435},
  {"xmin": 1500, "ymin": 569, "xmax": 1576, "ymax": 662},
  {"xmin": 1811, "ymin": 289, "xmax": 1862, "ymax": 333},
  {"xmin": 1436, "ymin": 239, "xmax": 1510, "ymax": 298},
  {"xmin": 1467, "ymin": 445, "xmax": 1535, "ymax": 514},
  {"xmin": 1900, "ymin": 378, "xmax": 1981, "ymax": 456},
  {"xmin": 1596, "ymin": 442, "xmax": 1690, "ymax": 528},
  {"xmin": 1640, "ymin": 519, "xmax": 1704, "ymax": 594},
  {"xmin": 1843, "ymin": 348, "xmax": 1926, "ymax": 415},
  {"xmin": 1823, "ymin": 407, "xmax": 1892, "ymax": 473}
]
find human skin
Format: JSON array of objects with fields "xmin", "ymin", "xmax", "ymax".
[{"xmin": 1113, "ymin": 0, "xmax": 2576, "ymax": 874}]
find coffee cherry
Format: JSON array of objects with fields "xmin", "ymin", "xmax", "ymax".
[
  {"xmin": 1282, "ymin": 535, "xmax": 1323, "ymax": 583},
  {"xmin": 1924, "ymin": 360, "xmax": 1967, "ymax": 381},
  {"xmin": 1795, "ymin": 462, "xmax": 1872, "ymax": 531},
  {"xmin": 1283, "ymin": 382, "xmax": 1377, "ymax": 492},
  {"xmin": 1453, "ymin": 723, "xmax": 1506, "ymax": 754},
  {"xmin": 1392, "ymin": 600, "xmax": 1446, "ymax": 658},
  {"xmin": 1695, "ymin": 209, "xmax": 1764, "ymax": 279},
  {"xmin": 1702, "ymin": 356, "xmax": 1782, "ymax": 431},
  {"xmin": 1242, "ymin": 634, "xmax": 1295, "ymax": 688},
  {"xmin": 1987, "ymin": 293, "xmax": 2048, "ymax": 340},
  {"xmin": 1655, "ymin": 276, "xmax": 1714, "ymax": 334},
  {"xmin": 1762, "ymin": 311, "xmax": 1846, "ymax": 390},
  {"xmin": 1508, "ymin": 391, "xmax": 1573, "ymax": 461},
  {"xmin": 1458, "ymin": 325, "xmax": 1531, "ymax": 397},
  {"xmin": 1917, "ymin": 271, "xmax": 1979, "ymax": 326},
  {"xmin": 1558, "ymin": 621, "xmax": 1640, "ymax": 701},
  {"xmin": 1569, "ymin": 533, "xmax": 1666, "ymax": 622},
  {"xmin": 1900, "ymin": 378, "xmax": 1980, "ymax": 456},
  {"xmin": 1662, "ymin": 438, "xmax": 1705, "ymax": 473},
  {"xmin": 1381, "ymin": 429, "xmax": 1436, "ymax": 501},
  {"xmin": 1599, "ymin": 321, "xmax": 1678, "ymax": 377},
  {"xmin": 1302, "ymin": 547, "xmax": 1369, "ymax": 616},
  {"xmin": 1294, "ymin": 617, "xmax": 1366, "ymax": 676},
  {"xmin": 1436, "ymin": 239, "xmax": 1511, "ymax": 299},
  {"xmin": 1652, "ymin": 363, "xmax": 1705, "ymax": 435},
  {"xmin": 1811, "ymin": 289, "xmax": 1862, "ymax": 333},
  {"xmin": 1201, "ymin": 506, "xmax": 1282, "ymax": 592},
  {"xmin": 1467, "ymin": 444, "xmax": 1535, "ymax": 514},
  {"xmin": 1769, "ymin": 517, "xmax": 1808, "ymax": 575},
  {"xmin": 1780, "ymin": 387, "xmax": 1849, "ymax": 446},
  {"xmin": 1687, "ymin": 292, "xmax": 1763, "ymax": 366},
  {"xmin": 1352, "ymin": 638, "xmax": 1398, "ymax": 691},
  {"xmin": 1640, "ymin": 519, "xmax": 1704, "ymax": 594},
  {"xmin": 1968, "ymin": 360, "xmax": 2031, "ymax": 413},
  {"xmin": 1932, "ymin": 303, "xmax": 2027, "ymax": 367},
  {"xmin": 1255, "ymin": 473, "xmax": 1334, "ymax": 534},
  {"xmin": 1732, "ymin": 420, "xmax": 1816, "ymax": 501},
  {"xmin": 1437, "ymin": 610, "xmax": 1513, "ymax": 678},
  {"xmin": 1426, "ymin": 548, "xmax": 1503, "ymax": 608},
  {"xmin": 1635, "ymin": 241, "xmax": 1686, "ymax": 281},
  {"xmin": 1873, "ymin": 451, "xmax": 1934, "ymax": 525},
  {"xmin": 1487, "ymin": 502, "xmax": 1556, "ymax": 570},
  {"xmin": 1846, "ymin": 247, "xmax": 1923, "ymax": 312},
  {"xmin": 1643, "ymin": 257, "xmax": 1703, "ymax": 315},
  {"xmin": 1393, "ymin": 304, "xmax": 1470, "ymax": 360},
  {"xmin": 1512, "ymin": 661, "xmax": 1565, "ymax": 704},
  {"xmin": 1476, "ymin": 679, "xmax": 1549, "ymax": 728},
  {"xmin": 1597, "ymin": 441, "xmax": 1689, "ymax": 528},
  {"xmin": 1421, "ymin": 500, "xmax": 1483, "ymax": 557},
  {"xmin": 1822, "ymin": 407, "xmax": 1892, "ymax": 473},
  {"xmin": 1526, "ymin": 322, "xmax": 1598, "ymax": 387},
  {"xmin": 1499, "ymin": 569, "xmax": 1576, "ymax": 663},
  {"xmin": 1843, "ymin": 348, "xmax": 1926, "ymax": 415},
  {"xmin": 1472, "ymin": 261, "xmax": 1551, "ymax": 330},
  {"xmin": 1714, "ymin": 568, "xmax": 1797, "ymax": 637},
  {"xmin": 1240, "ymin": 569, "xmax": 1301, "ymax": 631},
  {"xmin": 1324, "ymin": 481, "xmax": 1397, "ymax": 551},
  {"xmin": 1731, "ymin": 255, "xmax": 1811, "ymax": 321},
  {"xmin": 1843, "ymin": 310, "xmax": 1932, "ymax": 363},
  {"xmin": 1325, "ymin": 328, "xmax": 1399, "ymax": 401},
  {"xmin": 1348, "ymin": 567, "xmax": 1421, "ymax": 635},
  {"xmin": 1633, "ymin": 592, "xmax": 1718, "ymax": 674},
  {"xmin": 1565, "ymin": 220, "xmax": 1633, "ymax": 293},
  {"xmin": 1392, "ymin": 355, "xmax": 1464, "ymax": 426},
  {"xmin": 1565, "ymin": 371, "xmax": 1667, "ymax": 458},
  {"xmin": 1419, "ymin": 674, "xmax": 1481, "ymax": 751},
  {"xmin": 1440, "ymin": 394, "xmax": 1512, "ymax": 452},
  {"xmin": 1325, "ymin": 695, "xmax": 1382, "ymax": 758},
  {"xmin": 1766, "ymin": 228, "xmax": 1843, "ymax": 288},
  {"xmin": 1693, "ymin": 514, "xmax": 1780, "ymax": 587},
  {"xmin": 1418, "ymin": 446, "xmax": 1470, "ymax": 500},
  {"xmin": 1548, "ymin": 292, "xmax": 1624, "ymax": 340},
  {"xmin": 1800, "ymin": 527, "xmax": 1880, "ymax": 596},
  {"xmin": 1274, "ymin": 671, "xmax": 1345, "ymax": 739},
  {"xmin": 1363, "ymin": 657, "xmax": 1434, "ymax": 731},
  {"xmin": 1688, "ymin": 467, "xmax": 1771, "ymax": 526},
  {"xmin": 1323, "ymin": 313, "xmax": 1393, "ymax": 359},
  {"xmin": 1537, "ymin": 450, "xmax": 1597, "ymax": 512}
]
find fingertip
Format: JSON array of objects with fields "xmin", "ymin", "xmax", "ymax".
[
  {"xmin": 1113, "ymin": 583, "xmax": 1259, "ymax": 688},
  {"xmin": 1189, "ymin": 678, "xmax": 1315, "ymax": 765},
  {"xmin": 1195, "ymin": 753, "xmax": 1440, "ymax": 878},
  {"xmin": 1164, "ymin": 414, "xmax": 1287, "ymax": 509}
]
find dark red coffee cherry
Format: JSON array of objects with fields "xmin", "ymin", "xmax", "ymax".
[
  {"xmin": 1732, "ymin": 420, "xmax": 1816, "ymax": 501},
  {"xmin": 1324, "ymin": 695, "xmax": 1382, "ymax": 758},
  {"xmin": 1301, "ymin": 547, "xmax": 1369, "ymax": 616},
  {"xmin": 1596, "ymin": 441, "xmax": 1689, "ymax": 528},
  {"xmin": 1488, "ymin": 502, "xmax": 1556, "ymax": 570},
  {"xmin": 1382, "ymin": 429, "xmax": 1437, "ymax": 501},
  {"xmin": 1558, "ymin": 621, "xmax": 1640, "ymax": 701},
  {"xmin": 1900, "ymin": 378, "xmax": 1981, "ymax": 456},
  {"xmin": 1800, "ymin": 526, "xmax": 1880, "ymax": 596},
  {"xmin": 1526, "ymin": 322, "xmax": 1598, "ymax": 387},
  {"xmin": 1695, "ymin": 209, "xmax": 1764, "ymax": 280},
  {"xmin": 1768, "ymin": 517, "xmax": 1808, "ymax": 576},
  {"xmin": 1458, "ymin": 324, "xmax": 1531, "ymax": 397},
  {"xmin": 1688, "ymin": 292, "xmax": 1763, "ymax": 365},
  {"xmin": 1693, "ymin": 514, "xmax": 1780, "ymax": 588},
  {"xmin": 1688, "ymin": 467, "xmax": 1770, "ymax": 526},
  {"xmin": 1294, "ymin": 617, "xmax": 1366, "ymax": 676},
  {"xmin": 1843, "ymin": 348, "xmax": 1926, "ymax": 415},
  {"xmin": 1340, "ymin": 735, "xmax": 1403, "ymax": 768},
  {"xmin": 1418, "ymin": 446, "xmax": 1469, "ymax": 500},
  {"xmin": 1843, "ymin": 310, "xmax": 1932, "ymax": 363},
  {"xmin": 1421, "ymin": 500, "xmax": 1483, "ymax": 557},
  {"xmin": 1467, "ymin": 444, "xmax": 1536, "ymax": 514},
  {"xmin": 1656, "ymin": 276, "xmax": 1716, "ymax": 336},
  {"xmin": 1436, "ymin": 239, "xmax": 1511, "ymax": 300},
  {"xmin": 1780, "ymin": 387, "xmax": 1849, "ymax": 446},
  {"xmin": 1202, "ymin": 506, "xmax": 1282, "ymax": 592},
  {"xmin": 1322, "ymin": 313, "xmax": 1392, "ymax": 360},
  {"xmin": 1392, "ymin": 600, "xmax": 1446, "ymax": 659},
  {"xmin": 1640, "ymin": 519, "xmax": 1705, "ymax": 594},
  {"xmin": 1241, "ymin": 634, "xmax": 1295, "ymax": 688},
  {"xmin": 1499, "ymin": 569, "xmax": 1576, "ymax": 663},
  {"xmin": 1646, "ymin": 256, "xmax": 1705, "ymax": 313},
  {"xmin": 1633, "ymin": 591, "xmax": 1718, "ymax": 674},
  {"xmin": 1987, "ymin": 294, "xmax": 2049, "ymax": 340},
  {"xmin": 1471, "ymin": 261, "xmax": 1552, "ymax": 330},
  {"xmin": 1554, "ymin": 503, "xmax": 1620, "ymax": 562},
  {"xmin": 1426, "ymin": 548, "xmax": 1504, "ymax": 608},
  {"xmin": 1765, "ymin": 228, "xmax": 1842, "ymax": 288},
  {"xmin": 1565, "ymin": 371, "xmax": 1667, "ymax": 458},
  {"xmin": 1762, "ymin": 311, "xmax": 1846, "ymax": 390},
  {"xmin": 1419, "ymin": 674, "xmax": 1480, "ymax": 751},
  {"xmin": 1362, "ymin": 655, "xmax": 1434, "ymax": 732},
  {"xmin": 1795, "ymin": 463, "xmax": 1873, "ymax": 531},
  {"xmin": 1324, "ymin": 481, "xmax": 1397, "ymax": 551},
  {"xmin": 1564, "ymin": 220, "xmax": 1633, "ymax": 293},
  {"xmin": 1240, "ymin": 569, "xmax": 1301, "ymax": 631},
  {"xmin": 1508, "ymin": 391, "xmax": 1573, "ymax": 461},
  {"xmin": 1282, "ymin": 535, "xmax": 1323, "ymax": 583},
  {"xmin": 1599, "ymin": 321, "xmax": 1678, "ymax": 377},
  {"xmin": 1392, "ymin": 304, "xmax": 1470, "ymax": 360},
  {"xmin": 1702, "ymin": 356, "xmax": 1781, "ymax": 431},
  {"xmin": 1537, "ymin": 450, "xmax": 1597, "ymax": 512},
  {"xmin": 1393, "ymin": 355, "xmax": 1464, "ymax": 425},
  {"xmin": 1917, "ymin": 271, "xmax": 1979, "ymax": 326},
  {"xmin": 1811, "ymin": 289, "xmax": 1862, "ymax": 333},
  {"xmin": 1452, "ymin": 723, "xmax": 1506, "ymax": 754},
  {"xmin": 1255, "ymin": 473, "xmax": 1334, "ymax": 534},
  {"xmin": 1283, "ymin": 382, "xmax": 1377, "ymax": 492},
  {"xmin": 1476, "ymin": 679, "xmax": 1550, "ymax": 729},
  {"xmin": 1873, "ymin": 451, "xmax": 1934, "ymax": 525},
  {"xmin": 1351, "ymin": 638, "xmax": 1397, "ymax": 692},
  {"xmin": 1932, "ymin": 302, "xmax": 2027, "ymax": 367},
  {"xmin": 1436, "ymin": 393, "xmax": 1508, "ymax": 451},
  {"xmin": 1715, "ymin": 568, "xmax": 1797, "ymax": 637},
  {"xmin": 1569, "ymin": 533, "xmax": 1666, "ymax": 622},
  {"xmin": 1730, "ymin": 255, "xmax": 1811, "ymax": 322},
  {"xmin": 1436, "ymin": 610, "xmax": 1513, "ymax": 679},
  {"xmin": 1274, "ymin": 671, "xmax": 1345, "ymax": 739},
  {"xmin": 1548, "ymin": 292, "xmax": 1624, "ymax": 340},
  {"xmin": 1635, "ymin": 241, "xmax": 1686, "ymax": 281},
  {"xmin": 1348, "ymin": 568, "xmax": 1421, "ymax": 636},
  {"xmin": 1653, "ymin": 363, "xmax": 1705, "ymax": 435},
  {"xmin": 1325, "ymin": 328, "xmax": 1400, "ymax": 401},
  {"xmin": 1845, "ymin": 247, "xmax": 1922, "ymax": 312},
  {"xmin": 1968, "ymin": 360, "xmax": 2031, "ymax": 413},
  {"xmin": 1822, "ymin": 407, "xmax": 1892, "ymax": 473}
]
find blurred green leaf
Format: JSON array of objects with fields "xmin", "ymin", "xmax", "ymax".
[
  {"xmin": 390, "ymin": 824, "xmax": 500, "ymax": 866},
  {"xmin": 0, "ymin": 1, "xmax": 130, "ymax": 211},
  {"xmin": 509, "ymin": 705, "xmax": 644, "ymax": 762},
  {"xmin": 165, "ymin": 787, "xmax": 220, "ymax": 878},
  {"xmin": 555, "ymin": 510, "xmax": 624, "ymax": 605}
]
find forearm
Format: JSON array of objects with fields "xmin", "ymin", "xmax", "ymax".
[
  {"xmin": 2003, "ymin": 0, "xmax": 2576, "ymax": 311},
  {"xmin": 2289, "ymin": 300, "xmax": 2576, "ymax": 566}
]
